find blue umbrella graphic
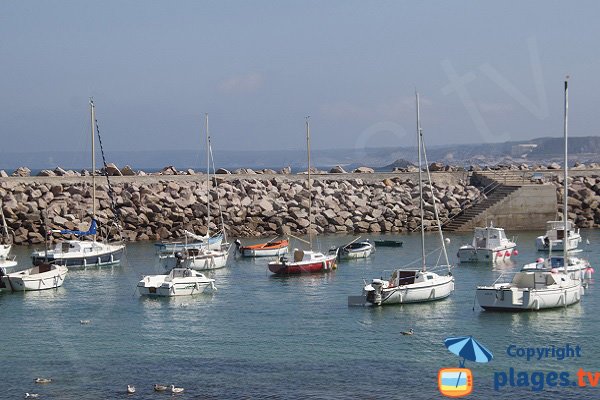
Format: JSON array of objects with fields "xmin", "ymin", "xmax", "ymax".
[{"xmin": 444, "ymin": 336, "xmax": 493, "ymax": 388}]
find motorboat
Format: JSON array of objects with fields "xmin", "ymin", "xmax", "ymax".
[
  {"xmin": 476, "ymin": 267, "xmax": 582, "ymax": 311},
  {"xmin": 350, "ymin": 92, "xmax": 454, "ymax": 306},
  {"xmin": 338, "ymin": 239, "xmax": 374, "ymax": 259},
  {"xmin": 1, "ymin": 263, "xmax": 68, "ymax": 292},
  {"xmin": 457, "ymin": 224, "xmax": 517, "ymax": 263},
  {"xmin": 268, "ymin": 248, "xmax": 337, "ymax": 274},
  {"xmin": 535, "ymin": 220, "xmax": 582, "ymax": 252},
  {"xmin": 137, "ymin": 267, "xmax": 216, "ymax": 297},
  {"xmin": 235, "ymin": 238, "xmax": 289, "ymax": 257}
]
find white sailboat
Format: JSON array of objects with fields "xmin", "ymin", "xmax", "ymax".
[
  {"xmin": 476, "ymin": 79, "xmax": 583, "ymax": 311},
  {"xmin": 159, "ymin": 113, "xmax": 230, "ymax": 271},
  {"xmin": 30, "ymin": 99, "xmax": 125, "ymax": 269},
  {"xmin": 0, "ymin": 203, "xmax": 19, "ymax": 279},
  {"xmin": 350, "ymin": 92, "xmax": 454, "ymax": 306}
]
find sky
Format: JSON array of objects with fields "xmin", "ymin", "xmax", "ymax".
[{"xmin": 1, "ymin": 0, "xmax": 600, "ymax": 154}]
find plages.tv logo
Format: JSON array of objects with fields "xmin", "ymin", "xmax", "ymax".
[{"xmin": 439, "ymin": 336, "xmax": 494, "ymax": 397}]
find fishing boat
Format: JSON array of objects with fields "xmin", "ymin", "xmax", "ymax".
[
  {"xmin": 235, "ymin": 238, "xmax": 289, "ymax": 257},
  {"xmin": 268, "ymin": 118, "xmax": 337, "ymax": 275},
  {"xmin": 158, "ymin": 114, "xmax": 230, "ymax": 271},
  {"xmin": 338, "ymin": 238, "xmax": 374, "ymax": 259},
  {"xmin": 350, "ymin": 92, "xmax": 454, "ymax": 306},
  {"xmin": 137, "ymin": 267, "xmax": 216, "ymax": 297},
  {"xmin": 373, "ymin": 240, "xmax": 403, "ymax": 247},
  {"xmin": 1, "ymin": 263, "xmax": 68, "ymax": 292},
  {"xmin": 30, "ymin": 100, "xmax": 125, "ymax": 269},
  {"xmin": 457, "ymin": 223, "xmax": 517, "ymax": 263},
  {"xmin": 535, "ymin": 220, "xmax": 581, "ymax": 252},
  {"xmin": 476, "ymin": 79, "xmax": 583, "ymax": 311}
]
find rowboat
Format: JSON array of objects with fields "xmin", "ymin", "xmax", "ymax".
[{"xmin": 235, "ymin": 239, "xmax": 289, "ymax": 257}]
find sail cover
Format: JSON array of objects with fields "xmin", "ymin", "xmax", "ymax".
[{"xmin": 55, "ymin": 219, "xmax": 98, "ymax": 236}]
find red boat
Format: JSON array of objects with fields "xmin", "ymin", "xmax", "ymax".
[{"xmin": 268, "ymin": 249, "xmax": 338, "ymax": 275}]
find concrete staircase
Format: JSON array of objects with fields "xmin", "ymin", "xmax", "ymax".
[{"xmin": 443, "ymin": 184, "xmax": 521, "ymax": 231}]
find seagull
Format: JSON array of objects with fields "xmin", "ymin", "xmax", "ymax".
[
  {"xmin": 34, "ymin": 378, "xmax": 51, "ymax": 384},
  {"xmin": 25, "ymin": 394, "xmax": 39, "ymax": 398},
  {"xmin": 401, "ymin": 328, "xmax": 414, "ymax": 336},
  {"xmin": 80, "ymin": 320, "xmax": 91, "ymax": 325},
  {"xmin": 153, "ymin": 384, "xmax": 168, "ymax": 392},
  {"xmin": 127, "ymin": 385, "xmax": 135, "ymax": 394},
  {"xmin": 170, "ymin": 385, "xmax": 184, "ymax": 394}
]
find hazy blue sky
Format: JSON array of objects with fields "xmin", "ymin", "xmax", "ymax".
[{"xmin": 1, "ymin": 1, "xmax": 599, "ymax": 154}]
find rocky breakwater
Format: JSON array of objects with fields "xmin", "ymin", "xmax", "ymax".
[
  {"xmin": 0, "ymin": 172, "xmax": 481, "ymax": 244},
  {"xmin": 554, "ymin": 173, "xmax": 600, "ymax": 228}
]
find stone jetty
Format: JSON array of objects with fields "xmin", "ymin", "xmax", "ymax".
[{"xmin": 1, "ymin": 163, "xmax": 600, "ymax": 245}]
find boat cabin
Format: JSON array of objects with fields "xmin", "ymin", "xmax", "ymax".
[
  {"xmin": 388, "ymin": 269, "xmax": 434, "ymax": 287},
  {"xmin": 472, "ymin": 226, "xmax": 508, "ymax": 249},
  {"xmin": 544, "ymin": 221, "xmax": 575, "ymax": 240},
  {"xmin": 511, "ymin": 270, "xmax": 566, "ymax": 289}
]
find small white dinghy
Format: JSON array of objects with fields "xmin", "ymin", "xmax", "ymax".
[
  {"xmin": 1, "ymin": 263, "xmax": 68, "ymax": 292},
  {"xmin": 138, "ymin": 267, "xmax": 216, "ymax": 297}
]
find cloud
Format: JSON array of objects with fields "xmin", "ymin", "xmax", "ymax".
[
  {"xmin": 320, "ymin": 96, "xmax": 432, "ymax": 120},
  {"xmin": 219, "ymin": 73, "xmax": 264, "ymax": 94}
]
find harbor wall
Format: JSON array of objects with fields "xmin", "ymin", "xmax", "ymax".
[{"xmin": 1, "ymin": 170, "xmax": 599, "ymax": 244}]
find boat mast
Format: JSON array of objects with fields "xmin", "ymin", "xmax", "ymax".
[
  {"xmin": 306, "ymin": 116, "xmax": 313, "ymax": 249},
  {"xmin": 205, "ymin": 113, "xmax": 211, "ymax": 239},
  {"xmin": 416, "ymin": 93, "xmax": 426, "ymax": 271},
  {"xmin": 90, "ymin": 98, "xmax": 96, "ymax": 242},
  {"xmin": 563, "ymin": 78, "xmax": 569, "ymax": 265}
]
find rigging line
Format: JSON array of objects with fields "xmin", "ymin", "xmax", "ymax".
[
  {"xmin": 208, "ymin": 136, "xmax": 228, "ymax": 243},
  {"xmin": 92, "ymin": 102, "xmax": 122, "ymax": 238}
]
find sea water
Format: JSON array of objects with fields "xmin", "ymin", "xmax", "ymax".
[{"xmin": 1, "ymin": 229, "xmax": 599, "ymax": 399}]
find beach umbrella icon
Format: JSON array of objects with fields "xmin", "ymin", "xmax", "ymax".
[{"xmin": 444, "ymin": 336, "xmax": 493, "ymax": 367}]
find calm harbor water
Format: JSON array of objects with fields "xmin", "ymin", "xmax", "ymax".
[{"xmin": 1, "ymin": 229, "xmax": 599, "ymax": 399}]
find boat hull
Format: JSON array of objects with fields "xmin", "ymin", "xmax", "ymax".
[
  {"xmin": 366, "ymin": 276, "xmax": 455, "ymax": 305},
  {"xmin": 268, "ymin": 256, "xmax": 337, "ymax": 275},
  {"xmin": 137, "ymin": 271, "xmax": 215, "ymax": 297},
  {"xmin": 31, "ymin": 243, "xmax": 125, "ymax": 269},
  {"xmin": 476, "ymin": 284, "xmax": 582, "ymax": 311},
  {"xmin": 457, "ymin": 245, "xmax": 516, "ymax": 263},
  {"xmin": 1, "ymin": 265, "xmax": 68, "ymax": 291},
  {"xmin": 162, "ymin": 250, "xmax": 229, "ymax": 271},
  {"xmin": 535, "ymin": 235, "xmax": 581, "ymax": 252}
]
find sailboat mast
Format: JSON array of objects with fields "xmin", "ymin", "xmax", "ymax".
[
  {"xmin": 563, "ymin": 78, "xmax": 569, "ymax": 264},
  {"xmin": 306, "ymin": 117, "xmax": 313, "ymax": 249},
  {"xmin": 205, "ymin": 113, "xmax": 211, "ymax": 238},
  {"xmin": 90, "ymin": 98, "xmax": 96, "ymax": 241},
  {"xmin": 416, "ymin": 93, "xmax": 426, "ymax": 271}
]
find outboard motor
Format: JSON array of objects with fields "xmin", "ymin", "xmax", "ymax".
[{"xmin": 174, "ymin": 251, "xmax": 185, "ymax": 267}]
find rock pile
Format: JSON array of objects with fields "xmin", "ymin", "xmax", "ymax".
[{"xmin": 0, "ymin": 176, "xmax": 481, "ymax": 244}]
